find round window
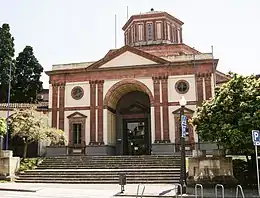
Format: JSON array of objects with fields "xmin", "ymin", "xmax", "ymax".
[
  {"xmin": 175, "ymin": 80, "xmax": 189, "ymax": 94},
  {"xmin": 71, "ymin": 86, "xmax": 84, "ymax": 100}
]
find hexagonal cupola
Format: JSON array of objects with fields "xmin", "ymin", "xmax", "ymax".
[{"xmin": 122, "ymin": 8, "xmax": 184, "ymax": 46}]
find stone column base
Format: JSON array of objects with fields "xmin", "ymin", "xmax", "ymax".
[
  {"xmin": 151, "ymin": 143, "xmax": 175, "ymax": 155},
  {"xmin": 85, "ymin": 145, "xmax": 116, "ymax": 156}
]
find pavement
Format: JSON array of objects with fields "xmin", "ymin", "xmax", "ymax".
[{"xmin": 0, "ymin": 183, "xmax": 178, "ymax": 198}]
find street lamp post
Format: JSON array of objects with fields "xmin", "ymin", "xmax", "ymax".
[
  {"xmin": 179, "ymin": 96, "xmax": 187, "ymax": 194},
  {"xmin": 5, "ymin": 62, "xmax": 11, "ymax": 150}
]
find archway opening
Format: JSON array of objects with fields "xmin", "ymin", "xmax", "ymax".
[
  {"xmin": 116, "ymin": 91, "xmax": 151, "ymax": 155},
  {"xmin": 104, "ymin": 80, "xmax": 153, "ymax": 155}
]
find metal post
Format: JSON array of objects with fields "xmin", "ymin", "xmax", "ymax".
[
  {"xmin": 179, "ymin": 105, "xmax": 186, "ymax": 194},
  {"xmin": 255, "ymin": 145, "xmax": 260, "ymax": 197},
  {"xmin": 235, "ymin": 185, "xmax": 245, "ymax": 198},
  {"xmin": 136, "ymin": 184, "xmax": 145, "ymax": 198},
  {"xmin": 6, "ymin": 62, "xmax": 11, "ymax": 150},
  {"xmin": 0, "ymin": 135, "xmax": 3, "ymax": 150},
  {"xmin": 195, "ymin": 184, "xmax": 203, "ymax": 198},
  {"xmin": 215, "ymin": 184, "xmax": 224, "ymax": 198}
]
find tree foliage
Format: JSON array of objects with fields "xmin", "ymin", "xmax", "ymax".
[
  {"xmin": 0, "ymin": 117, "xmax": 7, "ymax": 136},
  {"xmin": 0, "ymin": 23, "xmax": 15, "ymax": 102},
  {"xmin": 9, "ymin": 108, "xmax": 66, "ymax": 158},
  {"xmin": 0, "ymin": 23, "xmax": 43, "ymax": 103},
  {"xmin": 192, "ymin": 73, "xmax": 260, "ymax": 155},
  {"xmin": 45, "ymin": 128, "xmax": 67, "ymax": 146},
  {"xmin": 12, "ymin": 46, "xmax": 43, "ymax": 103}
]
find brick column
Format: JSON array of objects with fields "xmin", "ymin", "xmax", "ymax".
[
  {"xmin": 161, "ymin": 76, "xmax": 170, "ymax": 142},
  {"xmin": 51, "ymin": 83, "xmax": 58, "ymax": 128},
  {"xmin": 89, "ymin": 80, "xmax": 97, "ymax": 144},
  {"xmin": 153, "ymin": 77, "xmax": 161, "ymax": 142},
  {"xmin": 58, "ymin": 83, "xmax": 65, "ymax": 131},
  {"xmin": 97, "ymin": 80, "xmax": 104, "ymax": 144},
  {"xmin": 196, "ymin": 74, "xmax": 204, "ymax": 104},
  {"xmin": 205, "ymin": 74, "xmax": 212, "ymax": 100}
]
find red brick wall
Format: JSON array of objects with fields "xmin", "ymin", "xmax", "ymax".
[
  {"xmin": 196, "ymin": 74, "xmax": 204, "ymax": 104},
  {"xmin": 51, "ymin": 84, "xmax": 58, "ymax": 128},
  {"xmin": 153, "ymin": 77, "xmax": 161, "ymax": 142},
  {"xmin": 89, "ymin": 81, "xmax": 96, "ymax": 144},
  {"xmin": 97, "ymin": 80, "xmax": 104, "ymax": 144},
  {"xmin": 58, "ymin": 83, "xmax": 65, "ymax": 131},
  {"xmin": 205, "ymin": 74, "xmax": 212, "ymax": 99},
  {"xmin": 161, "ymin": 76, "xmax": 170, "ymax": 142}
]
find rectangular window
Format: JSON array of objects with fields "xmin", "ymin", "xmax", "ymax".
[
  {"xmin": 131, "ymin": 26, "xmax": 134, "ymax": 43},
  {"xmin": 138, "ymin": 24, "xmax": 143, "ymax": 41},
  {"xmin": 72, "ymin": 123, "xmax": 82, "ymax": 144},
  {"xmin": 147, "ymin": 23, "xmax": 153, "ymax": 40},
  {"xmin": 167, "ymin": 23, "xmax": 171, "ymax": 40},
  {"xmin": 156, "ymin": 22, "xmax": 162, "ymax": 39},
  {"xmin": 128, "ymin": 29, "xmax": 131, "ymax": 44},
  {"xmin": 125, "ymin": 32, "xmax": 128, "ymax": 44},
  {"xmin": 172, "ymin": 27, "xmax": 175, "ymax": 42},
  {"xmin": 178, "ymin": 29, "xmax": 181, "ymax": 43}
]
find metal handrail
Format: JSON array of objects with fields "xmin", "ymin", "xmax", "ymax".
[
  {"xmin": 195, "ymin": 184, "xmax": 204, "ymax": 198},
  {"xmin": 215, "ymin": 184, "xmax": 224, "ymax": 198},
  {"xmin": 136, "ymin": 184, "xmax": 145, "ymax": 198},
  {"xmin": 174, "ymin": 183, "xmax": 183, "ymax": 197},
  {"xmin": 235, "ymin": 185, "xmax": 245, "ymax": 198}
]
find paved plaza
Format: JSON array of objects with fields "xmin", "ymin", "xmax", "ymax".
[{"xmin": 0, "ymin": 183, "xmax": 177, "ymax": 198}]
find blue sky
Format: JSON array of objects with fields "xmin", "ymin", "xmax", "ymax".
[{"xmin": 0, "ymin": 0, "xmax": 259, "ymax": 88}]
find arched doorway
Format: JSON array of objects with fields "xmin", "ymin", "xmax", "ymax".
[
  {"xmin": 117, "ymin": 91, "xmax": 151, "ymax": 155},
  {"xmin": 103, "ymin": 79, "xmax": 153, "ymax": 155}
]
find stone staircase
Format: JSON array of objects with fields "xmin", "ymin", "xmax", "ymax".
[{"xmin": 16, "ymin": 155, "xmax": 181, "ymax": 184}]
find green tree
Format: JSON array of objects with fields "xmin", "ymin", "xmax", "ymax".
[
  {"xmin": 9, "ymin": 108, "xmax": 66, "ymax": 158},
  {"xmin": 0, "ymin": 23, "xmax": 15, "ymax": 102},
  {"xmin": 0, "ymin": 117, "xmax": 7, "ymax": 136},
  {"xmin": 12, "ymin": 46, "xmax": 43, "ymax": 103},
  {"xmin": 45, "ymin": 128, "xmax": 67, "ymax": 146},
  {"xmin": 9, "ymin": 108, "xmax": 48, "ymax": 158},
  {"xmin": 192, "ymin": 73, "xmax": 260, "ymax": 159}
]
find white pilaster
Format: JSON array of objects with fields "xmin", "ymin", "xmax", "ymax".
[{"xmin": 150, "ymin": 106, "xmax": 155, "ymax": 143}]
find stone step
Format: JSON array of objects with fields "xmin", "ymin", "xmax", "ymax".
[
  {"xmin": 45, "ymin": 155, "xmax": 180, "ymax": 158},
  {"xmin": 15, "ymin": 179, "xmax": 178, "ymax": 184},
  {"xmin": 16, "ymin": 155, "xmax": 181, "ymax": 184},
  {"xmin": 36, "ymin": 166, "xmax": 180, "ymax": 169},
  {"xmin": 37, "ymin": 163, "xmax": 180, "ymax": 166},
  {"xmin": 17, "ymin": 174, "xmax": 179, "ymax": 179},
  {"xmin": 18, "ymin": 173, "xmax": 179, "ymax": 177},
  {"xmin": 40, "ymin": 161, "xmax": 180, "ymax": 164},
  {"xmin": 20, "ymin": 170, "xmax": 179, "ymax": 176}
]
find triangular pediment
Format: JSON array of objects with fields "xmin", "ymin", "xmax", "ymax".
[
  {"xmin": 100, "ymin": 51, "xmax": 157, "ymax": 68},
  {"xmin": 86, "ymin": 45, "xmax": 170, "ymax": 70},
  {"xmin": 67, "ymin": 112, "xmax": 87, "ymax": 119},
  {"xmin": 172, "ymin": 107, "xmax": 194, "ymax": 115},
  {"xmin": 120, "ymin": 102, "xmax": 149, "ymax": 114}
]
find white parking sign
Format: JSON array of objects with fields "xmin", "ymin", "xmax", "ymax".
[{"xmin": 252, "ymin": 130, "xmax": 260, "ymax": 146}]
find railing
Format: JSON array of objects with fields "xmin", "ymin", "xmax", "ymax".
[
  {"xmin": 174, "ymin": 183, "xmax": 183, "ymax": 197},
  {"xmin": 235, "ymin": 185, "xmax": 245, "ymax": 198},
  {"xmin": 215, "ymin": 184, "xmax": 225, "ymax": 198},
  {"xmin": 195, "ymin": 184, "xmax": 204, "ymax": 198},
  {"xmin": 136, "ymin": 184, "xmax": 145, "ymax": 198}
]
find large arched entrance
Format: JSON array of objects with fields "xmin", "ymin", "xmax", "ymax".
[{"xmin": 104, "ymin": 80, "xmax": 153, "ymax": 155}]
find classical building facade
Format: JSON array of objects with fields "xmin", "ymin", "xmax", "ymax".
[{"xmin": 46, "ymin": 9, "xmax": 229, "ymax": 155}]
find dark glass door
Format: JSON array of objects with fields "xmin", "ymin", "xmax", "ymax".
[
  {"xmin": 72, "ymin": 123, "xmax": 82, "ymax": 145},
  {"xmin": 124, "ymin": 119, "xmax": 149, "ymax": 155}
]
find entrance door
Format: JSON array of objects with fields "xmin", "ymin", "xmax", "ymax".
[
  {"xmin": 72, "ymin": 123, "xmax": 82, "ymax": 145},
  {"xmin": 123, "ymin": 119, "xmax": 150, "ymax": 155}
]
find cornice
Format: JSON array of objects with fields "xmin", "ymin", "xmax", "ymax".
[{"xmin": 46, "ymin": 59, "xmax": 218, "ymax": 76}]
